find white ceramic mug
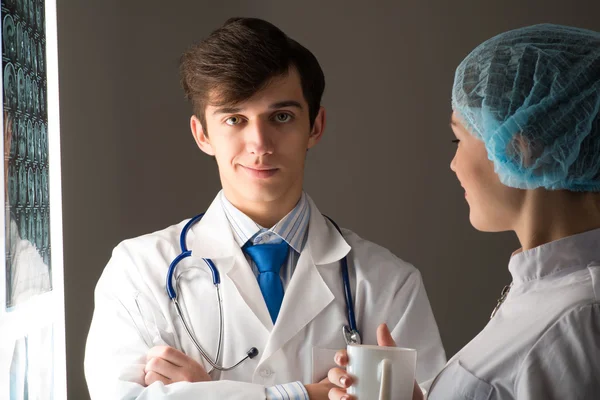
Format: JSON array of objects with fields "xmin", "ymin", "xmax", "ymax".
[{"xmin": 346, "ymin": 344, "xmax": 416, "ymax": 400}]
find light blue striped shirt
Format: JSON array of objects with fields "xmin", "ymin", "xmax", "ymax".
[
  {"xmin": 266, "ymin": 381, "xmax": 309, "ymax": 400},
  {"xmin": 220, "ymin": 191, "xmax": 310, "ymax": 400},
  {"xmin": 220, "ymin": 191, "xmax": 310, "ymax": 289}
]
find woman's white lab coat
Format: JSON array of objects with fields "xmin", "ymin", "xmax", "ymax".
[
  {"xmin": 428, "ymin": 228, "xmax": 600, "ymax": 400},
  {"xmin": 84, "ymin": 194, "xmax": 446, "ymax": 399}
]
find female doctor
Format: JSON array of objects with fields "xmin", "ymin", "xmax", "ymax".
[
  {"xmin": 328, "ymin": 23, "xmax": 600, "ymax": 400},
  {"xmin": 84, "ymin": 17, "xmax": 446, "ymax": 400}
]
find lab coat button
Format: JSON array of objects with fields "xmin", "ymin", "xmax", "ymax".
[{"xmin": 260, "ymin": 368, "xmax": 272, "ymax": 377}]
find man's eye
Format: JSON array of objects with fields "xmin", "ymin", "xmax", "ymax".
[
  {"xmin": 274, "ymin": 113, "xmax": 292, "ymax": 123},
  {"xmin": 225, "ymin": 116, "xmax": 243, "ymax": 126}
]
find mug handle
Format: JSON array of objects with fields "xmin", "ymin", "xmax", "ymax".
[{"xmin": 377, "ymin": 358, "xmax": 392, "ymax": 400}]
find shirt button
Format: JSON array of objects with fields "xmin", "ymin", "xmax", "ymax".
[{"xmin": 260, "ymin": 368, "xmax": 272, "ymax": 377}]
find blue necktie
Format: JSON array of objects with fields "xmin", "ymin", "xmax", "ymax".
[{"xmin": 243, "ymin": 241, "xmax": 289, "ymax": 323}]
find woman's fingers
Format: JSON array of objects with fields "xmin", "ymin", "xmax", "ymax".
[
  {"xmin": 376, "ymin": 323, "xmax": 397, "ymax": 347},
  {"xmin": 328, "ymin": 367, "xmax": 353, "ymax": 389}
]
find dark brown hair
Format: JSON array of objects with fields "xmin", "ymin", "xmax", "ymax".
[{"xmin": 179, "ymin": 17, "xmax": 325, "ymax": 132}]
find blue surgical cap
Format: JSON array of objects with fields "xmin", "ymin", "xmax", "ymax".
[{"xmin": 452, "ymin": 24, "xmax": 600, "ymax": 191}]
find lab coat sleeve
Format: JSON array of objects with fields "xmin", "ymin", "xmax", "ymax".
[
  {"xmin": 388, "ymin": 269, "xmax": 447, "ymax": 384},
  {"xmin": 84, "ymin": 245, "xmax": 269, "ymax": 400},
  {"xmin": 515, "ymin": 303, "xmax": 600, "ymax": 400}
]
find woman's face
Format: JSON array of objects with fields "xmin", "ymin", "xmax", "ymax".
[{"xmin": 450, "ymin": 112, "xmax": 526, "ymax": 232}]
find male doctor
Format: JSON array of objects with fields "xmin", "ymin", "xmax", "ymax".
[{"xmin": 84, "ymin": 17, "xmax": 445, "ymax": 400}]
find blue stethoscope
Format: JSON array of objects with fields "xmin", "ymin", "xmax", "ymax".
[{"xmin": 166, "ymin": 213, "xmax": 361, "ymax": 372}]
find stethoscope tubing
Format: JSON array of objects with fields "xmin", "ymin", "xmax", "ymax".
[{"xmin": 165, "ymin": 212, "xmax": 360, "ymax": 372}]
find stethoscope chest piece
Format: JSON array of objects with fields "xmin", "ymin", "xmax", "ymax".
[{"xmin": 343, "ymin": 325, "xmax": 362, "ymax": 345}]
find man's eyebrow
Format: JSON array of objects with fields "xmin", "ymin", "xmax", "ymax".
[
  {"xmin": 211, "ymin": 101, "xmax": 303, "ymax": 115},
  {"xmin": 269, "ymin": 100, "xmax": 303, "ymax": 110},
  {"xmin": 213, "ymin": 106, "xmax": 243, "ymax": 115}
]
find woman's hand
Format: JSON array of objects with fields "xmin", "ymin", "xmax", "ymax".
[{"xmin": 326, "ymin": 324, "xmax": 424, "ymax": 400}]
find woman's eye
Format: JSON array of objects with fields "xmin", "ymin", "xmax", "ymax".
[
  {"xmin": 225, "ymin": 116, "xmax": 242, "ymax": 126},
  {"xmin": 274, "ymin": 113, "xmax": 292, "ymax": 123},
  {"xmin": 452, "ymin": 139, "xmax": 460, "ymax": 144}
]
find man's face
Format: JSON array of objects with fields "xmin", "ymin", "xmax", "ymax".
[{"xmin": 191, "ymin": 68, "xmax": 325, "ymax": 209}]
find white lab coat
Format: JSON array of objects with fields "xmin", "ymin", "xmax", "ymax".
[
  {"xmin": 85, "ymin": 194, "xmax": 446, "ymax": 399},
  {"xmin": 427, "ymin": 228, "xmax": 600, "ymax": 400}
]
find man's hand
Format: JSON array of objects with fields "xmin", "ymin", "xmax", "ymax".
[
  {"xmin": 326, "ymin": 324, "xmax": 424, "ymax": 400},
  {"xmin": 305, "ymin": 377, "xmax": 337, "ymax": 399},
  {"xmin": 144, "ymin": 346, "xmax": 212, "ymax": 386}
]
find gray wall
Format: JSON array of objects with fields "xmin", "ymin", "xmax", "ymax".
[{"xmin": 57, "ymin": 0, "xmax": 600, "ymax": 398}]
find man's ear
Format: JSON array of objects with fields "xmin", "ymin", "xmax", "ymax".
[
  {"xmin": 307, "ymin": 106, "xmax": 326, "ymax": 150},
  {"xmin": 190, "ymin": 115, "xmax": 214, "ymax": 156}
]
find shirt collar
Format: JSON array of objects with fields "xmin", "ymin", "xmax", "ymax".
[
  {"xmin": 220, "ymin": 191, "xmax": 310, "ymax": 253},
  {"xmin": 508, "ymin": 227, "xmax": 600, "ymax": 285}
]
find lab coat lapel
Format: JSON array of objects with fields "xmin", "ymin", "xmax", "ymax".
[
  {"xmin": 188, "ymin": 192, "xmax": 273, "ymax": 333},
  {"xmin": 226, "ymin": 248, "xmax": 274, "ymax": 333},
  {"xmin": 260, "ymin": 197, "xmax": 351, "ymax": 362},
  {"xmin": 187, "ymin": 193, "xmax": 236, "ymax": 267}
]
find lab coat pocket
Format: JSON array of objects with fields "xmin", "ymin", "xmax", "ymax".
[
  {"xmin": 132, "ymin": 291, "xmax": 176, "ymax": 348},
  {"xmin": 429, "ymin": 360, "xmax": 493, "ymax": 400},
  {"xmin": 312, "ymin": 347, "xmax": 339, "ymax": 383}
]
